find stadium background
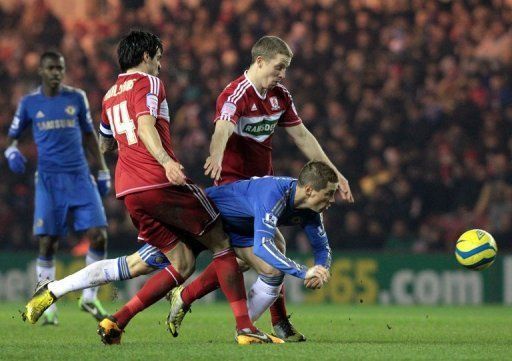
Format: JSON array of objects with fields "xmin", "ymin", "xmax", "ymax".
[{"xmin": 1, "ymin": 0, "xmax": 512, "ymax": 304}]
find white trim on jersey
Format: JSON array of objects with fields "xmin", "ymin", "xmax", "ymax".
[
  {"xmin": 227, "ymin": 79, "xmax": 250, "ymax": 104},
  {"xmin": 147, "ymin": 74, "xmax": 161, "ymax": 96}
]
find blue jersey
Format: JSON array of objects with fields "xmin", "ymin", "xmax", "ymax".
[
  {"xmin": 8, "ymin": 85, "xmax": 94, "ymax": 172},
  {"xmin": 205, "ymin": 176, "xmax": 332, "ymax": 279}
]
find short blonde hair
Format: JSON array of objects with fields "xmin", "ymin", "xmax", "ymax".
[{"xmin": 251, "ymin": 36, "xmax": 293, "ymax": 63}]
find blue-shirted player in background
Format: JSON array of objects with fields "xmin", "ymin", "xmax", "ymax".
[{"xmin": 5, "ymin": 51, "xmax": 111, "ymax": 325}]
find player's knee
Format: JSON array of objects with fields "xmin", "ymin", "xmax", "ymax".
[
  {"xmin": 236, "ymin": 258, "xmax": 251, "ymax": 272},
  {"xmin": 126, "ymin": 254, "xmax": 154, "ymax": 278},
  {"xmin": 199, "ymin": 222, "xmax": 230, "ymax": 253},
  {"xmin": 38, "ymin": 236, "xmax": 58, "ymax": 257},
  {"xmin": 258, "ymin": 265, "xmax": 283, "ymax": 278},
  {"xmin": 88, "ymin": 227, "xmax": 108, "ymax": 250},
  {"xmin": 172, "ymin": 260, "xmax": 196, "ymax": 279}
]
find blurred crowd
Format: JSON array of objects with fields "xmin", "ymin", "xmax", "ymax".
[{"xmin": 1, "ymin": 0, "xmax": 512, "ymax": 254}]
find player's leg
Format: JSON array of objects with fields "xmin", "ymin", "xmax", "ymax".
[
  {"xmin": 99, "ymin": 241, "xmax": 194, "ymax": 344},
  {"xmin": 71, "ymin": 171, "xmax": 109, "ymax": 319},
  {"xmin": 32, "ymin": 171, "xmax": 65, "ymax": 325},
  {"xmin": 234, "ymin": 246, "xmax": 284, "ymax": 322},
  {"xmin": 268, "ymin": 229, "xmax": 305, "ymax": 342},
  {"xmin": 76, "ymin": 227, "xmax": 109, "ymax": 320},
  {"xmin": 36, "ymin": 235, "xmax": 60, "ymax": 325},
  {"xmin": 23, "ymin": 249, "xmax": 159, "ymax": 324},
  {"xmin": 167, "ymin": 233, "xmax": 283, "ymax": 343}
]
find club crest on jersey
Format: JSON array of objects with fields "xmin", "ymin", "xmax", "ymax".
[
  {"xmin": 65, "ymin": 106, "xmax": 76, "ymax": 115},
  {"xmin": 269, "ymin": 96, "xmax": 280, "ymax": 111},
  {"xmin": 263, "ymin": 212, "xmax": 278, "ymax": 228}
]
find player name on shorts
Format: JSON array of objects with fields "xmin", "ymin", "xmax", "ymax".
[{"xmin": 36, "ymin": 119, "xmax": 76, "ymax": 131}]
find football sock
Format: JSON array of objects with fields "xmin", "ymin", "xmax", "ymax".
[
  {"xmin": 270, "ymin": 284, "xmax": 288, "ymax": 325},
  {"xmin": 181, "ymin": 262, "xmax": 220, "ymax": 306},
  {"xmin": 212, "ymin": 248, "xmax": 255, "ymax": 332},
  {"xmin": 114, "ymin": 264, "xmax": 183, "ymax": 329},
  {"xmin": 37, "ymin": 256, "xmax": 57, "ymax": 313},
  {"xmin": 82, "ymin": 248, "xmax": 106, "ymax": 301},
  {"xmin": 48, "ymin": 257, "xmax": 129, "ymax": 298},
  {"xmin": 248, "ymin": 274, "xmax": 283, "ymax": 321}
]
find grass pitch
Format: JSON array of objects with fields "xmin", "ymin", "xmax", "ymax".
[{"xmin": 1, "ymin": 301, "xmax": 510, "ymax": 360}]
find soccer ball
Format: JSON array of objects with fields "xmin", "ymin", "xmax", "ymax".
[{"xmin": 455, "ymin": 229, "xmax": 498, "ymax": 270}]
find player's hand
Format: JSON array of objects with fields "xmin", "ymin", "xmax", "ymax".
[
  {"xmin": 304, "ymin": 276, "xmax": 324, "ymax": 289},
  {"xmin": 96, "ymin": 169, "xmax": 111, "ymax": 197},
  {"xmin": 336, "ymin": 172, "xmax": 354, "ymax": 203},
  {"xmin": 204, "ymin": 155, "xmax": 223, "ymax": 181},
  {"xmin": 305, "ymin": 265, "xmax": 330, "ymax": 284},
  {"xmin": 4, "ymin": 145, "xmax": 27, "ymax": 174},
  {"xmin": 163, "ymin": 159, "xmax": 186, "ymax": 185}
]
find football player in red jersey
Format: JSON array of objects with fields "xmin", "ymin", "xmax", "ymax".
[
  {"xmin": 202, "ymin": 35, "xmax": 354, "ymax": 341},
  {"xmin": 93, "ymin": 30, "xmax": 281, "ymax": 345}
]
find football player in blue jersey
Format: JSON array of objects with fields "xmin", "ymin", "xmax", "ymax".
[
  {"xmin": 6, "ymin": 51, "xmax": 111, "ymax": 325},
  {"xmin": 23, "ymin": 161, "xmax": 334, "ymax": 338}
]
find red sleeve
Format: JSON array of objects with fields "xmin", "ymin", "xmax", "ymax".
[
  {"xmin": 214, "ymin": 86, "xmax": 245, "ymax": 125},
  {"xmin": 133, "ymin": 76, "xmax": 162, "ymax": 119},
  {"xmin": 278, "ymin": 86, "xmax": 302, "ymax": 127}
]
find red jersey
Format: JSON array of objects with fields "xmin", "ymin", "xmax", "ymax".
[
  {"xmin": 100, "ymin": 71, "xmax": 177, "ymax": 198},
  {"xmin": 214, "ymin": 72, "xmax": 302, "ymax": 185}
]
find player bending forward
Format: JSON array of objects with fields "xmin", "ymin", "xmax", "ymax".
[
  {"xmin": 166, "ymin": 161, "xmax": 334, "ymax": 337},
  {"xmin": 23, "ymin": 161, "xmax": 332, "ymax": 341}
]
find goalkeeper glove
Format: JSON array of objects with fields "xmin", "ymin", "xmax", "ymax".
[{"xmin": 4, "ymin": 145, "xmax": 27, "ymax": 174}]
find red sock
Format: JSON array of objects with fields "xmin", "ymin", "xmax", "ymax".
[
  {"xmin": 270, "ymin": 284, "xmax": 288, "ymax": 325},
  {"xmin": 114, "ymin": 265, "xmax": 184, "ymax": 329},
  {"xmin": 181, "ymin": 262, "xmax": 219, "ymax": 306},
  {"xmin": 212, "ymin": 248, "xmax": 255, "ymax": 331}
]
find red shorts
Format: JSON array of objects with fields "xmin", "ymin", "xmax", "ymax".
[{"xmin": 124, "ymin": 183, "xmax": 219, "ymax": 253}]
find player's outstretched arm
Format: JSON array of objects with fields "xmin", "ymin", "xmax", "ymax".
[
  {"xmin": 204, "ymin": 120, "xmax": 235, "ymax": 180},
  {"xmin": 285, "ymin": 123, "xmax": 354, "ymax": 203},
  {"xmin": 138, "ymin": 114, "xmax": 186, "ymax": 185}
]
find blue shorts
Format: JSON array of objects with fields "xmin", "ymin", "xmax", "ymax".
[
  {"xmin": 33, "ymin": 170, "xmax": 107, "ymax": 236},
  {"xmin": 137, "ymin": 243, "xmax": 169, "ymax": 269}
]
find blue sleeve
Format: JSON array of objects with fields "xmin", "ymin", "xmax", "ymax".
[
  {"xmin": 76, "ymin": 89, "xmax": 94, "ymax": 133},
  {"xmin": 252, "ymin": 188, "xmax": 308, "ymax": 279},
  {"xmin": 8, "ymin": 98, "xmax": 31, "ymax": 138},
  {"xmin": 302, "ymin": 213, "xmax": 332, "ymax": 269}
]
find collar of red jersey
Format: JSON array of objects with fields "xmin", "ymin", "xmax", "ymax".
[
  {"xmin": 119, "ymin": 71, "xmax": 150, "ymax": 77},
  {"xmin": 244, "ymin": 71, "xmax": 267, "ymax": 100}
]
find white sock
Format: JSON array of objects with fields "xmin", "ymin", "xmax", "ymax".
[
  {"xmin": 36, "ymin": 256, "xmax": 57, "ymax": 313},
  {"xmin": 49, "ymin": 257, "xmax": 127, "ymax": 299},
  {"xmin": 81, "ymin": 249, "xmax": 106, "ymax": 301},
  {"xmin": 248, "ymin": 275, "xmax": 283, "ymax": 322}
]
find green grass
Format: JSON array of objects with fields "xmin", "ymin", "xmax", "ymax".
[{"xmin": 1, "ymin": 301, "xmax": 510, "ymax": 360}]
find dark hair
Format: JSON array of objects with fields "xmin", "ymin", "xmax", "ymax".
[
  {"xmin": 117, "ymin": 30, "xmax": 163, "ymax": 72},
  {"xmin": 298, "ymin": 161, "xmax": 338, "ymax": 191},
  {"xmin": 251, "ymin": 36, "xmax": 293, "ymax": 64},
  {"xmin": 40, "ymin": 51, "xmax": 64, "ymax": 66}
]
